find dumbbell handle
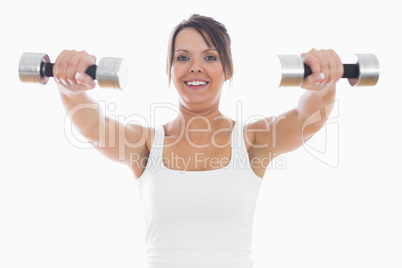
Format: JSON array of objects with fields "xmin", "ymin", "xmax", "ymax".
[
  {"xmin": 304, "ymin": 64, "xmax": 359, "ymax": 79},
  {"xmin": 41, "ymin": 62, "xmax": 97, "ymax": 80}
]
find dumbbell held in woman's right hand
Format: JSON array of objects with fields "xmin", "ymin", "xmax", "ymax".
[{"xmin": 18, "ymin": 52, "xmax": 129, "ymax": 90}]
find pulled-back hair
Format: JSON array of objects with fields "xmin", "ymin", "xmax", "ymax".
[{"xmin": 166, "ymin": 14, "xmax": 234, "ymax": 84}]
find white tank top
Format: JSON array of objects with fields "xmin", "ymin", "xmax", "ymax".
[{"xmin": 136, "ymin": 121, "xmax": 262, "ymax": 268}]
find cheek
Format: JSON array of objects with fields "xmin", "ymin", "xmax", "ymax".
[
  {"xmin": 211, "ymin": 63, "xmax": 224, "ymax": 75},
  {"xmin": 171, "ymin": 65, "xmax": 184, "ymax": 81},
  {"xmin": 170, "ymin": 66, "xmax": 184, "ymax": 89},
  {"xmin": 172, "ymin": 61, "xmax": 187, "ymax": 72},
  {"xmin": 210, "ymin": 66, "xmax": 225, "ymax": 82}
]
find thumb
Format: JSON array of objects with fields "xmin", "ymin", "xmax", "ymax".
[
  {"xmin": 303, "ymin": 72, "xmax": 326, "ymax": 87},
  {"xmin": 75, "ymin": 72, "xmax": 96, "ymax": 89}
]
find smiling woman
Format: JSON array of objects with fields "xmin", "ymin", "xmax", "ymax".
[
  {"xmin": 50, "ymin": 13, "xmax": 342, "ymax": 268},
  {"xmin": 166, "ymin": 14, "xmax": 234, "ymax": 84},
  {"xmin": 170, "ymin": 27, "xmax": 228, "ymax": 110}
]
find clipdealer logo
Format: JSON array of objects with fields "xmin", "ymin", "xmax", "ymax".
[{"xmin": 63, "ymin": 100, "xmax": 338, "ymax": 168}]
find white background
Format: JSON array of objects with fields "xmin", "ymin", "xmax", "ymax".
[{"xmin": 1, "ymin": 0, "xmax": 401, "ymax": 267}]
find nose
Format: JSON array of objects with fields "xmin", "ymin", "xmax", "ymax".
[{"xmin": 190, "ymin": 60, "xmax": 203, "ymax": 73}]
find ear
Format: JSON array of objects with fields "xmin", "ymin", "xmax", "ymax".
[
  {"xmin": 224, "ymin": 65, "xmax": 233, "ymax": 81},
  {"xmin": 224, "ymin": 72, "xmax": 233, "ymax": 82}
]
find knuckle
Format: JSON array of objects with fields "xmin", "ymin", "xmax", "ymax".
[
  {"xmin": 310, "ymin": 56, "xmax": 320, "ymax": 66},
  {"xmin": 60, "ymin": 49, "xmax": 70, "ymax": 56},
  {"xmin": 61, "ymin": 49, "xmax": 76, "ymax": 57},
  {"xmin": 59, "ymin": 60, "xmax": 68, "ymax": 71},
  {"xmin": 84, "ymin": 55, "xmax": 95, "ymax": 64},
  {"xmin": 67, "ymin": 60, "xmax": 76, "ymax": 69},
  {"xmin": 78, "ymin": 50, "xmax": 88, "ymax": 57}
]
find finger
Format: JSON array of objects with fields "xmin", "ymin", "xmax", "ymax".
[
  {"xmin": 323, "ymin": 49, "xmax": 341, "ymax": 83},
  {"xmin": 74, "ymin": 52, "xmax": 96, "ymax": 89},
  {"xmin": 53, "ymin": 50, "xmax": 70, "ymax": 83},
  {"xmin": 65, "ymin": 50, "xmax": 91, "ymax": 84},
  {"xmin": 75, "ymin": 72, "xmax": 96, "ymax": 89},
  {"xmin": 330, "ymin": 49, "xmax": 343, "ymax": 81},
  {"xmin": 54, "ymin": 50, "xmax": 77, "ymax": 85},
  {"xmin": 315, "ymin": 50, "xmax": 331, "ymax": 85},
  {"xmin": 322, "ymin": 50, "xmax": 337, "ymax": 83},
  {"xmin": 75, "ymin": 52, "xmax": 96, "ymax": 78},
  {"xmin": 302, "ymin": 49, "xmax": 326, "ymax": 85}
]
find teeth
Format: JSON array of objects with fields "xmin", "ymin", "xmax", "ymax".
[{"xmin": 186, "ymin": 81, "xmax": 207, "ymax": 86}]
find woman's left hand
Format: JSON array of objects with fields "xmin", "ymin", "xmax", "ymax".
[{"xmin": 301, "ymin": 49, "xmax": 343, "ymax": 91}]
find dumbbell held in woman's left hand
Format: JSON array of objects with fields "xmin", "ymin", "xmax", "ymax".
[{"xmin": 278, "ymin": 53, "xmax": 380, "ymax": 87}]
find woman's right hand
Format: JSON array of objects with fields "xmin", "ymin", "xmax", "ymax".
[{"xmin": 53, "ymin": 50, "xmax": 97, "ymax": 95}]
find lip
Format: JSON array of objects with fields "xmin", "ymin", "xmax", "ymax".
[{"xmin": 183, "ymin": 79, "xmax": 209, "ymax": 90}]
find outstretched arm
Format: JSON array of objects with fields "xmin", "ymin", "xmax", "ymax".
[
  {"xmin": 295, "ymin": 49, "xmax": 342, "ymax": 142},
  {"xmin": 54, "ymin": 50, "xmax": 150, "ymax": 178},
  {"xmin": 247, "ymin": 49, "xmax": 343, "ymax": 157}
]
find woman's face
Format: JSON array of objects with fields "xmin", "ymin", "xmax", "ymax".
[{"xmin": 171, "ymin": 27, "xmax": 227, "ymax": 112}]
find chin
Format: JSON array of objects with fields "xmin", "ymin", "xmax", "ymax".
[{"xmin": 179, "ymin": 96, "xmax": 221, "ymax": 114}]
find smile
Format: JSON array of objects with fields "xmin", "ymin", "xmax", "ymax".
[{"xmin": 184, "ymin": 80, "xmax": 209, "ymax": 86}]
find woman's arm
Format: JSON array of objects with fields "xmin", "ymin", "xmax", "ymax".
[
  {"xmin": 247, "ymin": 49, "xmax": 343, "ymax": 157},
  {"xmin": 54, "ymin": 50, "xmax": 150, "ymax": 177}
]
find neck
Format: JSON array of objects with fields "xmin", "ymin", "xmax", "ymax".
[{"xmin": 167, "ymin": 103, "xmax": 234, "ymax": 139}]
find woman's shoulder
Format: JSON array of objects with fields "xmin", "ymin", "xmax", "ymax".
[{"xmin": 124, "ymin": 123, "xmax": 156, "ymax": 156}]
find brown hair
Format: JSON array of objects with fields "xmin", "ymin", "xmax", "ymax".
[{"xmin": 166, "ymin": 14, "xmax": 234, "ymax": 84}]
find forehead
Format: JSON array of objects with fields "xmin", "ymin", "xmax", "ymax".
[{"xmin": 174, "ymin": 27, "xmax": 213, "ymax": 51}]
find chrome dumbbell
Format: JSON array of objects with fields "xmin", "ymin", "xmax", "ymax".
[
  {"xmin": 18, "ymin": 52, "xmax": 129, "ymax": 90},
  {"xmin": 278, "ymin": 53, "xmax": 380, "ymax": 87}
]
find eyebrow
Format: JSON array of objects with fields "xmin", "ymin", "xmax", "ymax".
[{"xmin": 174, "ymin": 48, "xmax": 218, "ymax": 53}]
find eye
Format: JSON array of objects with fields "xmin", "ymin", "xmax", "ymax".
[
  {"xmin": 177, "ymin": 55, "xmax": 189, "ymax": 61},
  {"xmin": 205, "ymin": 55, "xmax": 217, "ymax": 61}
]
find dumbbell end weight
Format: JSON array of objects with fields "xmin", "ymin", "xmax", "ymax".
[
  {"xmin": 278, "ymin": 53, "xmax": 379, "ymax": 87},
  {"xmin": 19, "ymin": 52, "xmax": 129, "ymax": 90},
  {"xmin": 96, "ymin": 57, "xmax": 129, "ymax": 90},
  {"xmin": 278, "ymin": 55, "xmax": 304, "ymax": 87},
  {"xmin": 346, "ymin": 54, "xmax": 380, "ymax": 87},
  {"xmin": 18, "ymin": 52, "xmax": 50, "ymax": 85}
]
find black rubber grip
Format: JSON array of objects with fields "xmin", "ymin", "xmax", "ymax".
[
  {"xmin": 40, "ymin": 62, "xmax": 97, "ymax": 80},
  {"xmin": 304, "ymin": 64, "xmax": 359, "ymax": 79}
]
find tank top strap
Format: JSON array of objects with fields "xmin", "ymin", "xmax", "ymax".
[
  {"xmin": 232, "ymin": 121, "xmax": 247, "ymax": 157},
  {"xmin": 147, "ymin": 122, "xmax": 247, "ymax": 172},
  {"xmin": 147, "ymin": 124, "xmax": 165, "ymax": 167}
]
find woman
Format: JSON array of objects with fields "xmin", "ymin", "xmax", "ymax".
[{"xmin": 53, "ymin": 14, "xmax": 342, "ymax": 268}]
